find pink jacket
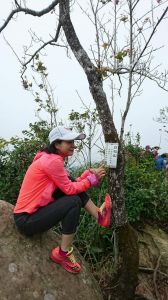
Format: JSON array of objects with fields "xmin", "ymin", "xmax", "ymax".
[{"xmin": 14, "ymin": 151, "xmax": 91, "ymax": 214}]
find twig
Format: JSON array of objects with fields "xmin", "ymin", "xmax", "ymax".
[
  {"xmin": 153, "ymin": 254, "xmax": 162, "ymax": 300},
  {"xmin": 132, "ymin": 6, "xmax": 168, "ymax": 71},
  {"xmin": 3, "ymin": 34, "xmax": 23, "ymax": 64},
  {"xmin": 139, "ymin": 266, "xmax": 168, "ymax": 278}
]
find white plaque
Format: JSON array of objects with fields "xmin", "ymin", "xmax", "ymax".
[{"xmin": 105, "ymin": 143, "xmax": 119, "ymax": 168}]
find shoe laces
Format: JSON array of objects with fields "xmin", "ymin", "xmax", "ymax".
[
  {"xmin": 99, "ymin": 202, "xmax": 106, "ymax": 215},
  {"xmin": 67, "ymin": 247, "xmax": 76, "ymax": 264}
]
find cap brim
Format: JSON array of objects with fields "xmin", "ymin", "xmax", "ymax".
[{"xmin": 59, "ymin": 132, "xmax": 86, "ymax": 141}]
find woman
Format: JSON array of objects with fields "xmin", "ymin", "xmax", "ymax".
[{"xmin": 13, "ymin": 126, "xmax": 112, "ymax": 274}]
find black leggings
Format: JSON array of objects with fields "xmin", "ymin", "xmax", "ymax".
[{"xmin": 14, "ymin": 189, "xmax": 89, "ymax": 236}]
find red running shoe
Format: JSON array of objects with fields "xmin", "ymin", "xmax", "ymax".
[
  {"xmin": 50, "ymin": 246, "xmax": 81, "ymax": 274},
  {"xmin": 98, "ymin": 193, "xmax": 112, "ymax": 227}
]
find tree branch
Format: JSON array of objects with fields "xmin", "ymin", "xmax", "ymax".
[
  {"xmin": 22, "ymin": 22, "xmax": 62, "ymax": 74},
  {"xmin": 139, "ymin": 266, "xmax": 168, "ymax": 278},
  {"xmin": 132, "ymin": 0, "xmax": 141, "ymax": 11},
  {"xmin": 0, "ymin": 0, "xmax": 59, "ymax": 33},
  {"xmin": 132, "ymin": 6, "xmax": 168, "ymax": 71}
]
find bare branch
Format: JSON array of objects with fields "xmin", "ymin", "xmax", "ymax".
[
  {"xmin": 133, "ymin": 0, "xmax": 168, "ymax": 26},
  {"xmin": 132, "ymin": 5, "xmax": 168, "ymax": 71},
  {"xmin": 120, "ymin": 0, "xmax": 133, "ymax": 142},
  {"xmin": 139, "ymin": 266, "xmax": 168, "ymax": 278},
  {"xmin": 0, "ymin": 0, "xmax": 59, "ymax": 33},
  {"xmin": 134, "ymin": 69, "xmax": 168, "ymax": 92},
  {"xmin": 3, "ymin": 34, "xmax": 22, "ymax": 64},
  {"xmin": 22, "ymin": 22, "xmax": 62, "ymax": 73},
  {"xmin": 132, "ymin": 0, "xmax": 141, "ymax": 11},
  {"xmin": 90, "ymin": 0, "xmax": 101, "ymax": 68}
]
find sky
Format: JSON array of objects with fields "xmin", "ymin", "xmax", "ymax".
[{"xmin": 0, "ymin": 0, "xmax": 168, "ymax": 154}]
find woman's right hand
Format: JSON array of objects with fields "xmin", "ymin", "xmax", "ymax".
[{"xmin": 89, "ymin": 165, "xmax": 106, "ymax": 179}]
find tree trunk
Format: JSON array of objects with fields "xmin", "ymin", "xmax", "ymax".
[
  {"xmin": 112, "ymin": 224, "xmax": 139, "ymax": 300},
  {"xmin": 60, "ymin": 1, "xmax": 139, "ymax": 298}
]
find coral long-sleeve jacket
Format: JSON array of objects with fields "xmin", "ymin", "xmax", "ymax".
[{"xmin": 14, "ymin": 151, "xmax": 91, "ymax": 214}]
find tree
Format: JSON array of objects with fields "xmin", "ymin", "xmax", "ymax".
[
  {"xmin": 1, "ymin": 1, "xmax": 168, "ymax": 298},
  {"xmin": 68, "ymin": 106, "xmax": 103, "ymax": 168},
  {"xmin": 21, "ymin": 55, "xmax": 59, "ymax": 128}
]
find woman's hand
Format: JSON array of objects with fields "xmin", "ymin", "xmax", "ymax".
[{"xmin": 89, "ymin": 165, "xmax": 106, "ymax": 179}]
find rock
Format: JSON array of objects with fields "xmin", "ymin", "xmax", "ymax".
[
  {"xmin": 138, "ymin": 225, "xmax": 168, "ymax": 274},
  {"xmin": 0, "ymin": 200, "xmax": 103, "ymax": 300},
  {"xmin": 136, "ymin": 224, "xmax": 168, "ymax": 300}
]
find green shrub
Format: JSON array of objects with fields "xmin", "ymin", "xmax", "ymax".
[
  {"xmin": 124, "ymin": 156, "xmax": 168, "ymax": 224},
  {"xmin": 0, "ymin": 121, "xmax": 49, "ymax": 203},
  {"xmin": 1, "ymin": 131, "xmax": 168, "ymax": 265}
]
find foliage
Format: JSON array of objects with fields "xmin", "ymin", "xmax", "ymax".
[
  {"xmin": 0, "ymin": 121, "xmax": 49, "ymax": 203},
  {"xmin": 58, "ymin": 150, "xmax": 168, "ymax": 266},
  {"xmin": 0, "ymin": 128, "xmax": 168, "ymax": 265},
  {"xmin": 124, "ymin": 154, "xmax": 168, "ymax": 224}
]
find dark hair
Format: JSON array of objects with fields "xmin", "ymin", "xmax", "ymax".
[{"xmin": 42, "ymin": 140, "xmax": 63, "ymax": 154}]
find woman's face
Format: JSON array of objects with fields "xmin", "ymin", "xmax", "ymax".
[{"xmin": 55, "ymin": 140, "xmax": 77, "ymax": 157}]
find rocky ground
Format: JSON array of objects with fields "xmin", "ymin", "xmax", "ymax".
[
  {"xmin": 94, "ymin": 224, "xmax": 168, "ymax": 300},
  {"xmin": 1, "ymin": 200, "xmax": 168, "ymax": 300}
]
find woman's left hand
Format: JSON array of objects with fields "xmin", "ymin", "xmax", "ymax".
[{"xmin": 89, "ymin": 165, "xmax": 106, "ymax": 179}]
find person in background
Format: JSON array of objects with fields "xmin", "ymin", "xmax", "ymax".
[
  {"xmin": 165, "ymin": 160, "xmax": 168, "ymax": 180},
  {"xmin": 13, "ymin": 126, "xmax": 112, "ymax": 274},
  {"xmin": 152, "ymin": 146, "xmax": 160, "ymax": 160},
  {"xmin": 142, "ymin": 145, "xmax": 153, "ymax": 158},
  {"xmin": 145, "ymin": 145, "xmax": 151, "ymax": 152},
  {"xmin": 155, "ymin": 153, "xmax": 167, "ymax": 171}
]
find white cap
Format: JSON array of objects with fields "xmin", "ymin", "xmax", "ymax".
[{"xmin": 49, "ymin": 126, "xmax": 86, "ymax": 144}]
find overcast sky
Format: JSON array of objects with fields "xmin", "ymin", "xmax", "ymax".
[{"xmin": 1, "ymin": 0, "xmax": 168, "ymax": 153}]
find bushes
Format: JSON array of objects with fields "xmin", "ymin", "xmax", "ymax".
[
  {"xmin": 72, "ymin": 155, "xmax": 168, "ymax": 267},
  {"xmin": 1, "ymin": 134, "xmax": 167, "ymax": 224},
  {"xmin": 1, "ymin": 133, "xmax": 168, "ymax": 265},
  {"xmin": 0, "ymin": 121, "xmax": 49, "ymax": 203},
  {"xmin": 124, "ymin": 155, "xmax": 168, "ymax": 224}
]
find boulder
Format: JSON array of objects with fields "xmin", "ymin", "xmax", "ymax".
[
  {"xmin": 0, "ymin": 200, "xmax": 103, "ymax": 300},
  {"xmin": 136, "ymin": 224, "xmax": 168, "ymax": 300},
  {"xmin": 138, "ymin": 225, "xmax": 168, "ymax": 274}
]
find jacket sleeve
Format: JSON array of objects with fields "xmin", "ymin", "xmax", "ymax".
[
  {"xmin": 76, "ymin": 170, "xmax": 92, "ymax": 182},
  {"xmin": 43, "ymin": 157, "xmax": 90, "ymax": 195}
]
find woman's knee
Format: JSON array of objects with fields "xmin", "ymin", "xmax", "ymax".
[{"xmin": 68, "ymin": 195, "xmax": 82, "ymax": 208}]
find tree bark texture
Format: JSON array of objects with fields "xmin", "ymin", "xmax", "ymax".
[{"xmin": 112, "ymin": 224, "xmax": 139, "ymax": 300}]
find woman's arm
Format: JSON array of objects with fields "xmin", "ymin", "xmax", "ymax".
[{"xmin": 43, "ymin": 157, "xmax": 91, "ymax": 195}]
